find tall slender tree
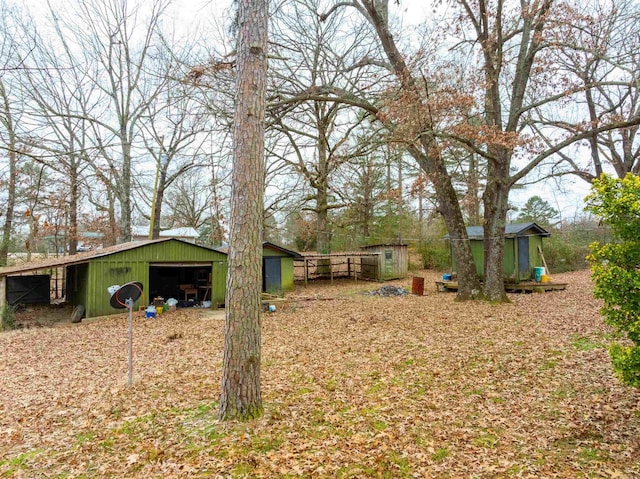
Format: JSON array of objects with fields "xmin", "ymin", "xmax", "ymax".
[
  {"xmin": 218, "ymin": 0, "xmax": 268, "ymax": 421},
  {"xmin": 46, "ymin": 0, "xmax": 172, "ymax": 243},
  {"xmin": 0, "ymin": 0, "xmax": 31, "ymax": 266}
]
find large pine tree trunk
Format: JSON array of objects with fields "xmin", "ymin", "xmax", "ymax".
[{"xmin": 218, "ymin": 0, "xmax": 268, "ymax": 421}]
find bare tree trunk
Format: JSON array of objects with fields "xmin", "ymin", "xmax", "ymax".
[
  {"xmin": 315, "ymin": 121, "xmax": 331, "ymax": 254},
  {"xmin": 482, "ymin": 150, "xmax": 510, "ymax": 302},
  {"xmin": 106, "ymin": 186, "xmax": 118, "ymax": 247},
  {"xmin": 316, "ymin": 184, "xmax": 330, "ymax": 253},
  {"xmin": 363, "ymin": 160, "xmax": 373, "ymax": 237},
  {"xmin": 316, "ymin": 189, "xmax": 331, "ymax": 253},
  {"xmin": 467, "ymin": 153, "xmax": 482, "ymax": 225},
  {"xmin": 408, "ymin": 145, "xmax": 481, "ymax": 299},
  {"xmin": 356, "ymin": 0, "xmax": 481, "ymax": 299},
  {"xmin": 0, "ymin": 148, "xmax": 16, "ymax": 266},
  {"xmin": 151, "ymin": 167, "xmax": 167, "ymax": 240},
  {"xmin": 68, "ymin": 163, "xmax": 79, "ymax": 255},
  {"xmin": 218, "ymin": 0, "xmax": 268, "ymax": 422},
  {"xmin": 585, "ymin": 87, "xmax": 604, "ymax": 178},
  {"xmin": 152, "ymin": 178, "xmax": 165, "ymax": 240},
  {"xmin": 0, "ymin": 80, "xmax": 16, "ymax": 267},
  {"xmin": 119, "ymin": 137, "xmax": 132, "ymax": 242}
]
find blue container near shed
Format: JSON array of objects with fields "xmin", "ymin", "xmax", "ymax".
[
  {"xmin": 442, "ymin": 273, "xmax": 452, "ymax": 281},
  {"xmin": 533, "ymin": 267, "xmax": 545, "ymax": 282}
]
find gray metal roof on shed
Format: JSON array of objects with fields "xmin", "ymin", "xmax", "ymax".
[
  {"xmin": 216, "ymin": 241, "xmax": 302, "ymax": 258},
  {"xmin": 445, "ymin": 222, "xmax": 551, "ymax": 240},
  {"xmin": 0, "ymin": 238, "xmax": 224, "ymax": 277}
]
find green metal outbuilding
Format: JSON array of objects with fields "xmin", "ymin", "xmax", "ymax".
[
  {"xmin": 448, "ymin": 222, "xmax": 551, "ymax": 282},
  {"xmin": 262, "ymin": 241, "xmax": 302, "ymax": 294},
  {"xmin": 0, "ymin": 238, "xmax": 228, "ymax": 319},
  {"xmin": 217, "ymin": 241, "xmax": 301, "ymax": 295},
  {"xmin": 0, "ymin": 238, "xmax": 306, "ymax": 320}
]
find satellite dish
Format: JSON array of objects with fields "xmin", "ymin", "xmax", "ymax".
[
  {"xmin": 107, "ymin": 281, "xmax": 143, "ymax": 386},
  {"xmin": 110, "ymin": 281, "xmax": 143, "ymax": 309}
]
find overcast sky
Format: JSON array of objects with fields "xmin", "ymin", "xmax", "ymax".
[{"xmin": 21, "ymin": 0, "xmax": 593, "ymax": 220}]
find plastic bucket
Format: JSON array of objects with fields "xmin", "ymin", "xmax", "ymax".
[
  {"xmin": 442, "ymin": 273, "xmax": 452, "ymax": 281},
  {"xmin": 533, "ymin": 267, "xmax": 545, "ymax": 282},
  {"xmin": 412, "ymin": 276, "xmax": 425, "ymax": 295}
]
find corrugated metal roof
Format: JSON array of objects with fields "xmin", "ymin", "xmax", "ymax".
[
  {"xmin": 263, "ymin": 241, "xmax": 303, "ymax": 258},
  {"xmin": 216, "ymin": 241, "xmax": 302, "ymax": 258},
  {"xmin": 444, "ymin": 222, "xmax": 551, "ymax": 239},
  {"xmin": 360, "ymin": 243, "xmax": 408, "ymax": 248},
  {"xmin": 298, "ymin": 251, "xmax": 380, "ymax": 258},
  {"xmin": 0, "ymin": 238, "xmax": 220, "ymax": 277}
]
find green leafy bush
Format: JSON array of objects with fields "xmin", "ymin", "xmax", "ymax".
[{"xmin": 586, "ymin": 173, "xmax": 640, "ymax": 386}]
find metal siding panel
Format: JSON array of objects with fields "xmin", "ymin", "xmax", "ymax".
[
  {"xmin": 89, "ymin": 260, "xmax": 147, "ymax": 318},
  {"xmin": 104, "ymin": 240, "xmax": 226, "ymax": 264},
  {"xmin": 211, "ymin": 258, "xmax": 227, "ymax": 306},
  {"xmin": 470, "ymin": 239, "xmax": 485, "ymax": 277},
  {"xmin": 529, "ymin": 236, "xmax": 543, "ymax": 269},
  {"xmin": 281, "ymin": 257, "xmax": 295, "ymax": 291},
  {"xmin": 263, "ymin": 246, "xmax": 289, "ymax": 257},
  {"xmin": 82, "ymin": 241, "xmax": 227, "ymax": 317}
]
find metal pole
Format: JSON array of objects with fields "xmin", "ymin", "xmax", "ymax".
[{"xmin": 127, "ymin": 298, "xmax": 133, "ymax": 385}]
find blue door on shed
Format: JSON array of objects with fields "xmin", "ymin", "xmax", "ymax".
[
  {"xmin": 518, "ymin": 236, "xmax": 529, "ymax": 279},
  {"xmin": 263, "ymin": 257, "xmax": 282, "ymax": 293}
]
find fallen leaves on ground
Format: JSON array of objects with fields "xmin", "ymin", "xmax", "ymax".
[{"xmin": 1, "ymin": 270, "xmax": 639, "ymax": 478}]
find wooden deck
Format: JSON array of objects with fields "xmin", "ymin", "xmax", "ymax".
[{"xmin": 435, "ymin": 280, "xmax": 567, "ymax": 293}]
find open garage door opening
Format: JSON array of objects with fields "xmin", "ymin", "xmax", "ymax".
[{"xmin": 149, "ymin": 264, "xmax": 212, "ymax": 306}]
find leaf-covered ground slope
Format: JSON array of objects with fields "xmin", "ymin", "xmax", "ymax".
[{"xmin": 1, "ymin": 270, "xmax": 639, "ymax": 478}]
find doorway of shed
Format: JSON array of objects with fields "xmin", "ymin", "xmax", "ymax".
[
  {"xmin": 263, "ymin": 257, "xmax": 282, "ymax": 294},
  {"xmin": 149, "ymin": 265, "xmax": 212, "ymax": 305},
  {"xmin": 518, "ymin": 236, "xmax": 529, "ymax": 279}
]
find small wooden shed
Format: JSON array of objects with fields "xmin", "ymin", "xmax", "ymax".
[
  {"xmin": 449, "ymin": 222, "xmax": 551, "ymax": 282},
  {"xmin": 360, "ymin": 243, "xmax": 409, "ymax": 281},
  {"xmin": 0, "ymin": 238, "xmax": 228, "ymax": 319}
]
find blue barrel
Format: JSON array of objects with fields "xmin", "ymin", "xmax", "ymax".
[{"xmin": 534, "ymin": 267, "xmax": 545, "ymax": 282}]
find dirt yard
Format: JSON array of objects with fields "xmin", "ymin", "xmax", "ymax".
[{"xmin": 1, "ymin": 270, "xmax": 639, "ymax": 478}]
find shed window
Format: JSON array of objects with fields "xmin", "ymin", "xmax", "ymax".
[{"xmin": 385, "ymin": 250, "xmax": 393, "ymax": 260}]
